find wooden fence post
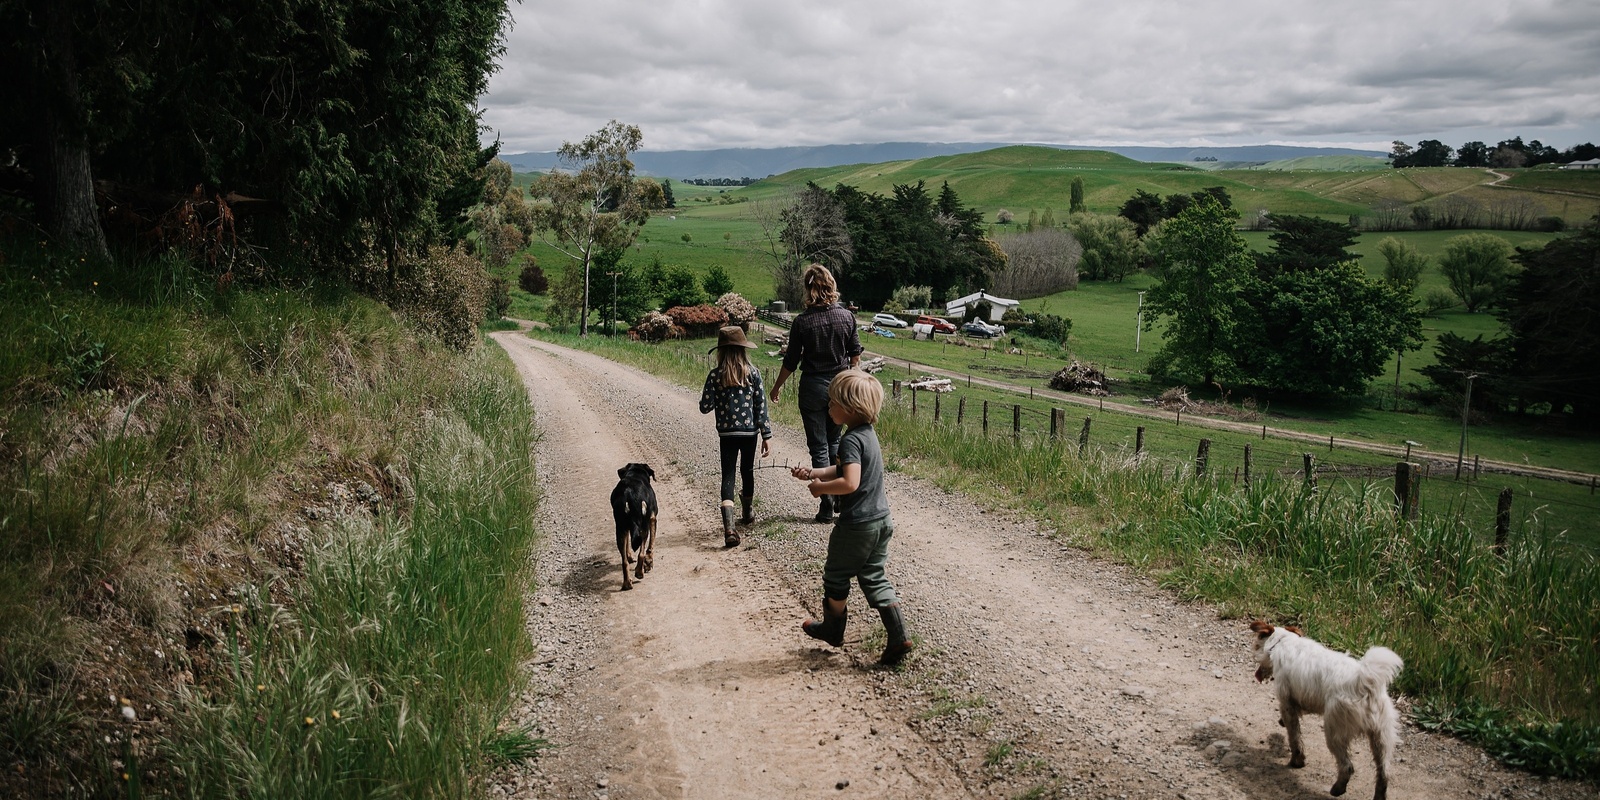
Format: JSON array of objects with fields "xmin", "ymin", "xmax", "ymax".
[
  {"xmin": 1394, "ymin": 462, "xmax": 1420, "ymax": 521},
  {"xmin": 1135, "ymin": 426, "xmax": 1145, "ymax": 462},
  {"xmin": 892, "ymin": 380, "xmax": 901, "ymax": 399},
  {"xmin": 1473, "ymin": 454, "xmax": 1481, "ymax": 481},
  {"xmin": 958, "ymin": 397, "xmax": 966, "ymax": 426},
  {"xmin": 1051, "ymin": 408, "xmax": 1063, "ymax": 441},
  {"xmin": 1243, "ymin": 444, "xmax": 1253, "ymax": 487},
  {"xmin": 1196, "ymin": 439, "xmax": 1211, "ymax": 477},
  {"xmin": 934, "ymin": 392, "xmax": 941, "ymax": 423},
  {"xmin": 1079, "ymin": 417, "xmax": 1092, "ymax": 458},
  {"xmin": 1302, "ymin": 453, "xmax": 1317, "ymax": 492},
  {"xmin": 982, "ymin": 400, "xmax": 989, "ymax": 434},
  {"xmin": 1012, "ymin": 404, "xmax": 1021, "ymax": 440},
  {"xmin": 911, "ymin": 388, "xmax": 917, "ymax": 416},
  {"xmin": 1494, "ymin": 487, "xmax": 1513, "ymax": 557}
]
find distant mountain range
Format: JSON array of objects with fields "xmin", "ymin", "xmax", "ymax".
[{"xmin": 498, "ymin": 142, "xmax": 1389, "ymax": 179}]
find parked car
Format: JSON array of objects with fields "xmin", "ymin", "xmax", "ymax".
[
  {"xmin": 961, "ymin": 319, "xmax": 1005, "ymax": 338},
  {"xmin": 914, "ymin": 315, "xmax": 958, "ymax": 334},
  {"xmin": 871, "ymin": 313, "xmax": 909, "ymax": 328}
]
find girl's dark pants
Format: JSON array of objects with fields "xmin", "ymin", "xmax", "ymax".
[
  {"xmin": 821, "ymin": 515, "xmax": 897, "ymax": 608},
  {"xmin": 798, "ymin": 370, "xmax": 842, "ymax": 469},
  {"xmin": 718, "ymin": 435, "xmax": 757, "ymax": 502}
]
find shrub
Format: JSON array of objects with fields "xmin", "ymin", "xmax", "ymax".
[
  {"xmin": 891, "ymin": 285, "xmax": 933, "ymax": 313},
  {"xmin": 659, "ymin": 265, "xmax": 704, "ymax": 309},
  {"xmin": 664, "ymin": 304, "xmax": 728, "ymax": 338},
  {"xmin": 517, "ymin": 257, "xmax": 548, "ymax": 294},
  {"xmin": 1535, "ymin": 216, "xmax": 1567, "ymax": 233},
  {"xmin": 1423, "ymin": 288, "xmax": 1457, "ymax": 316},
  {"xmin": 389, "ymin": 245, "xmax": 490, "ymax": 350},
  {"xmin": 488, "ymin": 276, "xmax": 511, "ymax": 320},
  {"xmin": 715, "ymin": 292, "xmax": 756, "ymax": 328},
  {"xmin": 631, "ymin": 310, "xmax": 678, "ymax": 342},
  {"xmin": 1030, "ymin": 313, "xmax": 1072, "ymax": 345},
  {"xmin": 702, "ymin": 265, "xmax": 734, "ymax": 298}
]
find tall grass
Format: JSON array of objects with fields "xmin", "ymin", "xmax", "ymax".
[
  {"xmin": 161, "ymin": 347, "xmax": 539, "ymax": 798},
  {"xmin": 875, "ymin": 402, "xmax": 1599, "ymax": 778},
  {"xmin": 1, "ymin": 241, "xmax": 541, "ymax": 796}
]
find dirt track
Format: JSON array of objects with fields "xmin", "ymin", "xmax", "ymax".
[{"xmin": 487, "ymin": 332, "xmax": 1592, "ymax": 800}]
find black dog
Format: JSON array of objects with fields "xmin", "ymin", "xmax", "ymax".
[{"xmin": 610, "ymin": 463, "xmax": 658, "ymax": 591}]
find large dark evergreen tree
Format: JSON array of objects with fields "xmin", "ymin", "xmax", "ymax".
[
  {"xmin": 1498, "ymin": 217, "xmax": 1600, "ymax": 422},
  {"xmin": 1, "ymin": 0, "xmax": 512, "ymax": 272}
]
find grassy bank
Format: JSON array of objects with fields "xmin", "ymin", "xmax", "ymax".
[
  {"xmin": 1, "ymin": 244, "xmax": 540, "ymax": 797},
  {"xmin": 530, "ymin": 329, "xmax": 1599, "ymax": 779}
]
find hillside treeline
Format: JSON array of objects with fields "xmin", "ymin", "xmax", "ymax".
[{"xmin": 1390, "ymin": 136, "xmax": 1597, "ymax": 168}]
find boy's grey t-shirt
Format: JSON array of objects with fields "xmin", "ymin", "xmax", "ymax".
[{"xmin": 837, "ymin": 423, "xmax": 890, "ymax": 524}]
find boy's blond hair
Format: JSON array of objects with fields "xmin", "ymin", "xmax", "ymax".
[
  {"xmin": 802, "ymin": 263, "xmax": 839, "ymax": 308},
  {"xmin": 827, "ymin": 369, "xmax": 883, "ymax": 424}
]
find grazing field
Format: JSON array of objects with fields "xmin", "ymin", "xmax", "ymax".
[{"xmin": 502, "ymin": 148, "xmax": 1600, "ymax": 495}]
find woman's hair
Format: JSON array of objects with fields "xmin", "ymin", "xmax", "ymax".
[
  {"xmin": 717, "ymin": 347, "xmax": 754, "ymax": 388},
  {"xmin": 827, "ymin": 369, "xmax": 883, "ymax": 424},
  {"xmin": 802, "ymin": 263, "xmax": 839, "ymax": 308}
]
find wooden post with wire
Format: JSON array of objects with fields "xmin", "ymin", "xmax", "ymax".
[
  {"xmin": 1394, "ymin": 462, "xmax": 1420, "ymax": 521},
  {"xmin": 1135, "ymin": 426, "xmax": 1145, "ymax": 463},
  {"xmin": 1243, "ymin": 444, "xmax": 1253, "ymax": 487},
  {"xmin": 1050, "ymin": 408, "xmax": 1063, "ymax": 441},
  {"xmin": 1493, "ymin": 487, "xmax": 1513, "ymax": 557},
  {"xmin": 1303, "ymin": 453, "xmax": 1317, "ymax": 492},
  {"xmin": 1196, "ymin": 439, "xmax": 1211, "ymax": 478},
  {"xmin": 1079, "ymin": 417, "xmax": 1092, "ymax": 458}
]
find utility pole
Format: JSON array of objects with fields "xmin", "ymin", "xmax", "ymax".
[
  {"xmin": 1135, "ymin": 290, "xmax": 1147, "ymax": 353},
  {"xmin": 606, "ymin": 271, "xmax": 622, "ymax": 336},
  {"xmin": 1455, "ymin": 373, "xmax": 1476, "ymax": 480}
]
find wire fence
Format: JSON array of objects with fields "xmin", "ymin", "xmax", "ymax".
[{"xmin": 884, "ymin": 378, "xmax": 1600, "ymax": 547}]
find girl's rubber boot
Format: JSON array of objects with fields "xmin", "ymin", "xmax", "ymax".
[
  {"xmin": 739, "ymin": 493, "xmax": 755, "ymax": 525},
  {"xmin": 877, "ymin": 603, "xmax": 913, "ymax": 666},
  {"xmin": 721, "ymin": 501, "xmax": 740, "ymax": 547},
  {"xmin": 802, "ymin": 601, "xmax": 847, "ymax": 648},
  {"xmin": 814, "ymin": 495, "xmax": 834, "ymax": 523}
]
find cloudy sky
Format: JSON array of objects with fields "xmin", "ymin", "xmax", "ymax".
[{"xmin": 478, "ymin": 0, "xmax": 1600, "ymax": 155}]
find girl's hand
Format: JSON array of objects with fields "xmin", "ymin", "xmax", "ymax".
[{"xmin": 760, "ymin": 439, "xmax": 771, "ymax": 458}]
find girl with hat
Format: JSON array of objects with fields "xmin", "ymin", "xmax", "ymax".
[{"xmin": 699, "ymin": 325, "xmax": 773, "ymax": 547}]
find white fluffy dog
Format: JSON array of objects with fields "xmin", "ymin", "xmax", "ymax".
[{"xmin": 1250, "ymin": 620, "xmax": 1403, "ymax": 800}]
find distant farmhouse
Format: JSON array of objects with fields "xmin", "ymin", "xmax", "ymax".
[
  {"xmin": 1559, "ymin": 158, "xmax": 1600, "ymax": 170},
  {"xmin": 946, "ymin": 290, "xmax": 1020, "ymax": 322}
]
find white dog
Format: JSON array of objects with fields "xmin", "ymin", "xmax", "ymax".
[{"xmin": 1250, "ymin": 620, "xmax": 1403, "ymax": 800}]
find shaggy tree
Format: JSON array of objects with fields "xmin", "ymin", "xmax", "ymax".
[
  {"xmin": 1069, "ymin": 176, "xmax": 1086, "ymax": 214},
  {"xmin": 469, "ymin": 159, "xmax": 534, "ymax": 270},
  {"xmin": 1376, "ymin": 236, "xmax": 1428, "ymax": 292},
  {"xmin": 532, "ymin": 121, "xmax": 664, "ymax": 335},
  {"xmin": 1069, "ymin": 214, "xmax": 1142, "ymax": 281},
  {"xmin": 1438, "ymin": 233, "xmax": 1516, "ymax": 312},
  {"xmin": 1142, "ymin": 197, "xmax": 1255, "ymax": 387},
  {"xmin": 702, "ymin": 264, "xmax": 734, "ymax": 298},
  {"xmin": 751, "ymin": 183, "xmax": 854, "ymax": 307}
]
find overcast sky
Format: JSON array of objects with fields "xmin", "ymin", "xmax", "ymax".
[{"xmin": 478, "ymin": 0, "xmax": 1600, "ymax": 155}]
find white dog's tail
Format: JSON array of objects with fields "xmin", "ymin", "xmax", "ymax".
[{"xmin": 1358, "ymin": 646, "xmax": 1403, "ymax": 692}]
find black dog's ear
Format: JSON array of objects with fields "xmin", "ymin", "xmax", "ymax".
[
  {"xmin": 645, "ymin": 465, "xmax": 655, "ymax": 478},
  {"xmin": 618, "ymin": 466, "xmax": 629, "ymax": 479}
]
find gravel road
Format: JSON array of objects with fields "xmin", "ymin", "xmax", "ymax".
[{"xmin": 487, "ymin": 332, "xmax": 1592, "ymax": 800}]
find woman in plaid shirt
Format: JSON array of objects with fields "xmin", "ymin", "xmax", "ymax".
[{"xmin": 768, "ymin": 264, "xmax": 862, "ymax": 523}]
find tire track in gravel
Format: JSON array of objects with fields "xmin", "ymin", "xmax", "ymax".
[{"xmin": 488, "ymin": 333, "xmax": 1595, "ymax": 800}]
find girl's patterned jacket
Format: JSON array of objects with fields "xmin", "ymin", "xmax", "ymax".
[{"xmin": 699, "ymin": 366, "xmax": 773, "ymax": 439}]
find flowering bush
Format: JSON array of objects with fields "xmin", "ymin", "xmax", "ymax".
[
  {"xmin": 632, "ymin": 310, "xmax": 679, "ymax": 342},
  {"xmin": 716, "ymin": 292, "xmax": 756, "ymax": 328}
]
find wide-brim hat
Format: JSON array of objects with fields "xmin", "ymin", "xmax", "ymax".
[{"xmin": 709, "ymin": 325, "xmax": 757, "ymax": 352}]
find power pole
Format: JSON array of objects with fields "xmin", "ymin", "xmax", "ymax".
[
  {"xmin": 605, "ymin": 271, "xmax": 623, "ymax": 336},
  {"xmin": 1455, "ymin": 373, "xmax": 1476, "ymax": 480},
  {"xmin": 1135, "ymin": 290, "xmax": 1147, "ymax": 353}
]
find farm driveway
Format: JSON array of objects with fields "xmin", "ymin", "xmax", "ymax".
[{"xmin": 487, "ymin": 332, "xmax": 1591, "ymax": 800}]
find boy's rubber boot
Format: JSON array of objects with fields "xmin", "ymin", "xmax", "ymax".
[
  {"xmin": 814, "ymin": 495, "xmax": 834, "ymax": 523},
  {"xmin": 877, "ymin": 603, "xmax": 913, "ymax": 666},
  {"xmin": 739, "ymin": 493, "xmax": 755, "ymax": 525},
  {"xmin": 721, "ymin": 502, "xmax": 740, "ymax": 547},
  {"xmin": 802, "ymin": 601, "xmax": 847, "ymax": 648}
]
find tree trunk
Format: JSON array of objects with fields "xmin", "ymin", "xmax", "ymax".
[{"xmin": 36, "ymin": 2, "xmax": 109, "ymax": 261}]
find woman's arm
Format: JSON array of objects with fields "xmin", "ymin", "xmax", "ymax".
[{"xmin": 769, "ymin": 365, "xmax": 795, "ymax": 402}]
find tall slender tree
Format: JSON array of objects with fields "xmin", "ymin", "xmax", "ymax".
[
  {"xmin": 531, "ymin": 121, "xmax": 663, "ymax": 336},
  {"xmin": 1142, "ymin": 196, "xmax": 1254, "ymax": 387}
]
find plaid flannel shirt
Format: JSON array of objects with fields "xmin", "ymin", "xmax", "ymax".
[{"xmin": 782, "ymin": 304, "xmax": 863, "ymax": 375}]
